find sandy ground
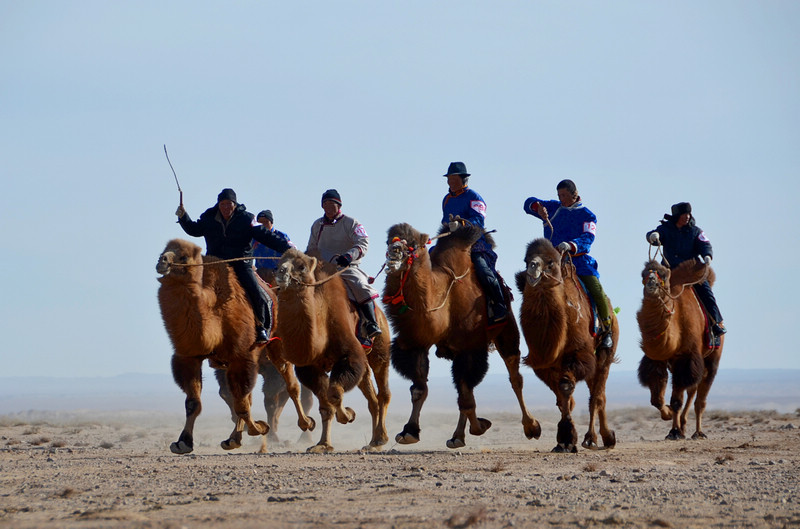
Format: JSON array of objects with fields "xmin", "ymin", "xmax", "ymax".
[{"xmin": 1, "ymin": 404, "xmax": 799, "ymax": 529}]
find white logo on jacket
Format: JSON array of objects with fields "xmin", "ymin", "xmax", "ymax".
[
  {"xmin": 470, "ymin": 200, "xmax": 487, "ymax": 217},
  {"xmin": 698, "ymin": 231, "xmax": 709, "ymax": 242},
  {"xmin": 354, "ymin": 224, "xmax": 368, "ymax": 238},
  {"xmin": 583, "ymin": 221, "xmax": 597, "ymax": 235}
]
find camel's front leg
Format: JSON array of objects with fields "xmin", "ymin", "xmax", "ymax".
[
  {"xmin": 666, "ymin": 385, "xmax": 687, "ymax": 440},
  {"xmin": 296, "ymin": 365, "xmax": 336, "ymax": 453},
  {"xmin": 170, "ymin": 355, "xmax": 204, "ymax": 454},
  {"xmin": 692, "ymin": 351, "xmax": 721, "ymax": 440},
  {"xmin": 638, "ymin": 355, "xmax": 672, "ymax": 420},
  {"xmin": 447, "ymin": 353, "xmax": 491, "ymax": 449},
  {"xmin": 391, "ymin": 345, "xmax": 430, "ymax": 445},
  {"xmin": 271, "ymin": 357, "xmax": 316, "ymax": 433},
  {"xmin": 583, "ymin": 350, "xmax": 616, "ymax": 449},
  {"xmin": 221, "ymin": 362, "xmax": 268, "ymax": 451}
]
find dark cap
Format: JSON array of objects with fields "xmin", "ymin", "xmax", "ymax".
[
  {"xmin": 257, "ymin": 209, "xmax": 273, "ymax": 222},
  {"xmin": 443, "ymin": 161, "xmax": 470, "ymax": 177},
  {"xmin": 671, "ymin": 202, "xmax": 692, "ymax": 217},
  {"xmin": 321, "ymin": 189, "xmax": 342, "ymax": 206},
  {"xmin": 217, "ymin": 188, "xmax": 237, "ymax": 204}
]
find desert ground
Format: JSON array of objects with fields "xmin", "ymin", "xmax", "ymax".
[{"xmin": 1, "ymin": 402, "xmax": 798, "ymax": 529}]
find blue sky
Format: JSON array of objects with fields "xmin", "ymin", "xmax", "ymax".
[{"xmin": 1, "ymin": 1, "xmax": 798, "ymax": 379}]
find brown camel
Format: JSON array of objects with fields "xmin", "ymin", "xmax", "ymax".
[
  {"xmin": 384, "ymin": 223, "xmax": 540, "ymax": 449},
  {"xmin": 515, "ymin": 238, "xmax": 618, "ymax": 453},
  {"xmin": 637, "ymin": 259, "xmax": 723, "ymax": 440},
  {"xmin": 273, "ymin": 248, "xmax": 392, "ymax": 453},
  {"xmin": 156, "ymin": 239, "xmax": 314, "ymax": 454}
]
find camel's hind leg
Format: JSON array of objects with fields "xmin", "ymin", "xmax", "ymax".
[
  {"xmin": 220, "ymin": 360, "xmax": 268, "ymax": 451},
  {"xmin": 493, "ymin": 319, "xmax": 541, "ymax": 440},
  {"xmin": 170, "ymin": 355, "xmax": 204, "ymax": 454},
  {"xmin": 390, "ymin": 344, "xmax": 430, "ymax": 445},
  {"xmin": 666, "ymin": 352, "xmax": 704, "ymax": 440},
  {"xmin": 693, "ymin": 349, "xmax": 721, "ymax": 439},
  {"xmin": 359, "ymin": 335, "xmax": 392, "ymax": 451},
  {"xmin": 265, "ymin": 356, "xmax": 316, "ymax": 435},
  {"xmin": 447, "ymin": 350, "xmax": 492, "ymax": 449},
  {"xmin": 327, "ymin": 345, "xmax": 368, "ymax": 425},
  {"xmin": 583, "ymin": 348, "xmax": 616, "ymax": 449}
]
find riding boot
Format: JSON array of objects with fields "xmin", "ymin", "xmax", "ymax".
[
  {"xmin": 359, "ymin": 300, "xmax": 382, "ymax": 340},
  {"xmin": 471, "ymin": 253, "xmax": 508, "ymax": 325},
  {"xmin": 599, "ymin": 318, "xmax": 614, "ymax": 349}
]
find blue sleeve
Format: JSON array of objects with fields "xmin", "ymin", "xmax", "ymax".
[
  {"xmin": 523, "ymin": 197, "xmax": 560, "ymax": 220},
  {"xmin": 571, "ymin": 210, "xmax": 597, "ymax": 255},
  {"xmin": 252, "ymin": 225, "xmax": 291, "ymax": 253}
]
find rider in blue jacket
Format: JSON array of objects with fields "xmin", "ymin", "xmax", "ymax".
[
  {"xmin": 441, "ymin": 161, "xmax": 508, "ymax": 325},
  {"xmin": 524, "ymin": 179, "xmax": 613, "ymax": 348}
]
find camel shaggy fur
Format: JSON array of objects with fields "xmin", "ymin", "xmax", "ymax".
[
  {"xmin": 637, "ymin": 259, "xmax": 723, "ymax": 440},
  {"xmin": 515, "ymin": 238, "xmax": 618, "ymax": 453},
  {"xmin": 274, "ymin": 248, "xmax": 391, "ymax": 453},
  {"xmin": 384, "ymin": 223, "xmax": 540, "ymax": 449},
  {"xmin": 156, "ymin": 239, "xmax": 314, "ymax": 454}
]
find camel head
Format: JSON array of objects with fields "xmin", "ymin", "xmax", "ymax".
[
  {"xmin": 275, "ymin": 248, "xmax": 318, "ymax": 290},
  {"xmin": 385, "ymin": 223, "xmax": 429, "ymax": 275},
  {"xmin": 642, "ymin": 260, "xmax": 670, "ymax": 297},
  {"xmin": 521, "ymin": 238, "xmax": 563, "ymax": 288},
  {"xmin": 156, "ymin": 239, "xmax": 203, "ymax": 279}
]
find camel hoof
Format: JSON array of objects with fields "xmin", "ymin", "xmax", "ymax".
[
  {"xmin": 307, "ymin": 443, "xmax": 334, "ymax": 454},
  {"xmin": 691, "ymin": 431, "xmax": 708, "ymax": 440},
  {"xmin": 361, "ymin": 444, "xmax": 384, "ymax": 452},
  {"xmin": 582, "ymin": 438, "xmax": 599, "ymax": 450},
  {"xmin": 469, "ymin": 417, "xmax": 492, "ymax": 436},
  {"xmin": 335, "ymin": 407, "xmax": 356, "ymax": 424},
  {"xmin": 446, "ymin": 438, "xmax": 466, "ymax": 449},
  {"xmin": 552, "ymin": 444, "xmax": 577, "ymax": 453},
  {"xmin": 299, "ymin": 416, "xmax": 316, "ymax": 432},
  {"xmin": 258, "ymin": 437, "xmax": 268, "ymax": 454},
  {"xmin": 248, "ymin": 420, "xmax": 269, "ymax": 436},
  {"xmin": 665, "ymin": 429, "xmax": 685, "ymax": 441},
  {"xmin": 221, "ymin": 438, "xmax": 242, "ymax": 451},
  {"xmin": 169, "ymin": 441, "xmax": 193, "ymax": 454},
  {"xmin": 603, "ymin": 430, "xmax": 617, "ymax": 449},
  {"xmin": 524, "ymin": 419, "xmax": 542, "ymax": 440},
  {"xmin": 659, "ymin": 407, "xmax": 673, "ymax": 420},
  {"xmin": 395, "ymin": 432, "xmax": 419, "ymax": 445}
]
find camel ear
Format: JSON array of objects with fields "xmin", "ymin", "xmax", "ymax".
[
  {"xmin": 308, "ymin": 256, "xmax": 318, "ymax": 276},
  {"xmin": 515, "ymin": 271, "xmax": 527, "ymax": 294},
  {"xmin": 192, "ymin": 245, "xmax": 202, "ymax": 262},
  {"xmin": 420, "ymin": 233, "xmax": 430, "ymax": 246}
]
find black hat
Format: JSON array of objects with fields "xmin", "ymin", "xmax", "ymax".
[
  {"xmin": 443, "ymin": 161, "xmax": 470, "ymax": 177},
  {"xmin": 257, "ymin": 209, "xmax": 273, "ymax": 222},
  {"xmin": 671, "ymin": 202, "xmax": 692, "ymax": 217},
  {"xmin": 321, "ymin": 189, "xmax": 342, "ymax": 206},
  {"xmin": 217, "ymin": 188, "xmax": 237, "ymax": 204}
]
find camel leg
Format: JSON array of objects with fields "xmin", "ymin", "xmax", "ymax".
[
  {"xmin": 359, "ymin": 346, "xmax": 392, "ymax": 450},
  {"xmin": 269, "ymin": 358, "xmax": 316, "ymax": 433},
  {"xmin": 258, "ymin": 361, "xmax": 288, "ymax": 444},
  {"xmin": 215, "ymin": 368, "xmax": 237, "ymax": 425},
  {"xmin": 638, "ymin": 355, "xmax": 672, "ymax": 421},
  {"xmin": 327, "ymin": 346, "xmax": 367, "ymax": 425},
  {"xmin": 355, "ymin": 364, "xmax": 386, "ymax": 451},
  {"xmin": 170, "ymin": 355, "xmax": 203, "ymax": 454},
  {"xmin": 221, "ymin": 361, "xmax": 268, "ymax": 451},
  {"xmin": 583, "ymin": 350, "xmax": 616, "ymax": 450},
  {"xmin": 391, "ymin": 345, "xmax": 429, "ymax": 444},
  {"xmin": 296, "ymin": 365, "xmax": 335, "ymax": 453},
  {"xmin": 493, "ymin": 321, "xmax": 541, "ymax": 440},
  {"xmin": 446, "ymin": 351, "xmax": 491, "ymax": 449},
  {"xmin": 263, "ymin": 346, "xmax": 316, "ymax": 439},
  {"xmin": 692, "ymin": 350, "xmax": 721, "ymax": 440},
  {"xmin": 536, "ymin": 367, "xmax": 578, "ymax": 453}
]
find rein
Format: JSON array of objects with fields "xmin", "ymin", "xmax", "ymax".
[{"xmin": 171, "ymin": 256, "xmax": 280, "ymax": 267}]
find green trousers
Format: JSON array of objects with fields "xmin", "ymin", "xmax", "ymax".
[{"xmin": 579, "ymin": 275, "xmax": 611, "ymax": 326}]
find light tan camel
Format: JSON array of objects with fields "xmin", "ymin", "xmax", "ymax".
[{"xmin": 273, "ymin": 248, "xmax": 391, "ymax": 453}]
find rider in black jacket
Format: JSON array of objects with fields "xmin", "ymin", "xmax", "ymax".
[
  {"xmin": 176, "ymin": 188, "xmax": 292, "ymax": 343},
  {"xmin": 646, "ymin": 202, "xmax": 726, "ymax": 337}
]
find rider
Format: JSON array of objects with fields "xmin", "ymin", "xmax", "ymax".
[
  {"xmin": 441, "ymin": 161, "xmax": 508, "ymax": 326},
  {"xmin": 253, "ymin": 209, "xmax": 293, "ymax": 285},
  {"xmin": 646, "ymin": 201, "xmax": 726, "ymax": 337},
  {"xmin": 176, "ymin": 188, "xmax": 292, "ymax": 343},
  {"xmin": 523, "ymin": 179, "xmax": 613, "ymax": 348},
  {"xmin": 307, "ymin": 189, "xmax": 381, "ymax": 344}
]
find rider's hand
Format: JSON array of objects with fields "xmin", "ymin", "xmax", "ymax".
[
  {"xmin": 335, "ymin": 253, "xmax": 353, "ymax": 267},
  {"xmin": 703, "ymin": 255, "xmax": 712, "ymax": 265},
  {"xmin": 176, "ymin": 205, "xmax": 186, "ymax": 218},
  {"xmin": 557, "ymin": 242, "xmax": 574, "ymax": 254},
  {"xmin": 648, "ymin": 232, "xmax": 660, "ymax": 245}
]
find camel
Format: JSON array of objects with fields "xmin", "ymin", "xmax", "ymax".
[
  {"xmin": 384, "ymin": 223, "xmax": 540, "ymax": 449},
  {"xmin": 273, "ymin": 248, "xmax": 392, "ymax": 453},
  {"xmin": 156, "ymin": 238, "xmax": 314, "ymax": 454},
  {"xmin": 515, "ymin": 238, "xmax": 618, "ymax": 453},
  {"xmin": 637, "ymin": 259, "xmax": 724, "ymax": 440}
]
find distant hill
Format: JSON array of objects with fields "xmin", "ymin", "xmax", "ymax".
[{"xmin": 0, "ymin": 369, "xmax": 797, "ymax": 416}]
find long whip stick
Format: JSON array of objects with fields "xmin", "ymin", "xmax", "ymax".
[{"xmin": 164, "ymin": 144, "xmax": 183, "ymax": 207}]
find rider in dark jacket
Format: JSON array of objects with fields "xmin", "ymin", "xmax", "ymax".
[
  {"xmin": 176, "ymin": 188, "xmax": 291, "ymax": 343},
  {"xmin": 646, "ymin": 202, "xmax": 726, "ymax": 337}
]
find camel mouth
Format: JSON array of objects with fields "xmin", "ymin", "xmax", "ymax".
[
  {"xmin": 525, "ymin": 259, "xmax": 543, "ymax": 287},
  {"xmin": 156, "ymin": 254, "xmax": 172, "ymax": 276},
  {"xmin": 385, "ymin": 243, "xmax": 408, "ymax": 274}
]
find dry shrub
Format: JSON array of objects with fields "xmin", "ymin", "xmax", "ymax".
[
  {"xmin": 99, "ymin": 441, "xmax": 114, "ymax": 449},
  {"xmin": 30, "ymin": 437, "xmax": 51, "ymax": 446},
  {"xmin": 583, "ymin": 462, "xmax": 599, "ymax": 472},
  {"xmin": 50, "ymin": 440, "xmax": 67, "ymax": 448},
  {"xmin": 489, "ymin": 461, "xmax": 506, "ymax": 473}
]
